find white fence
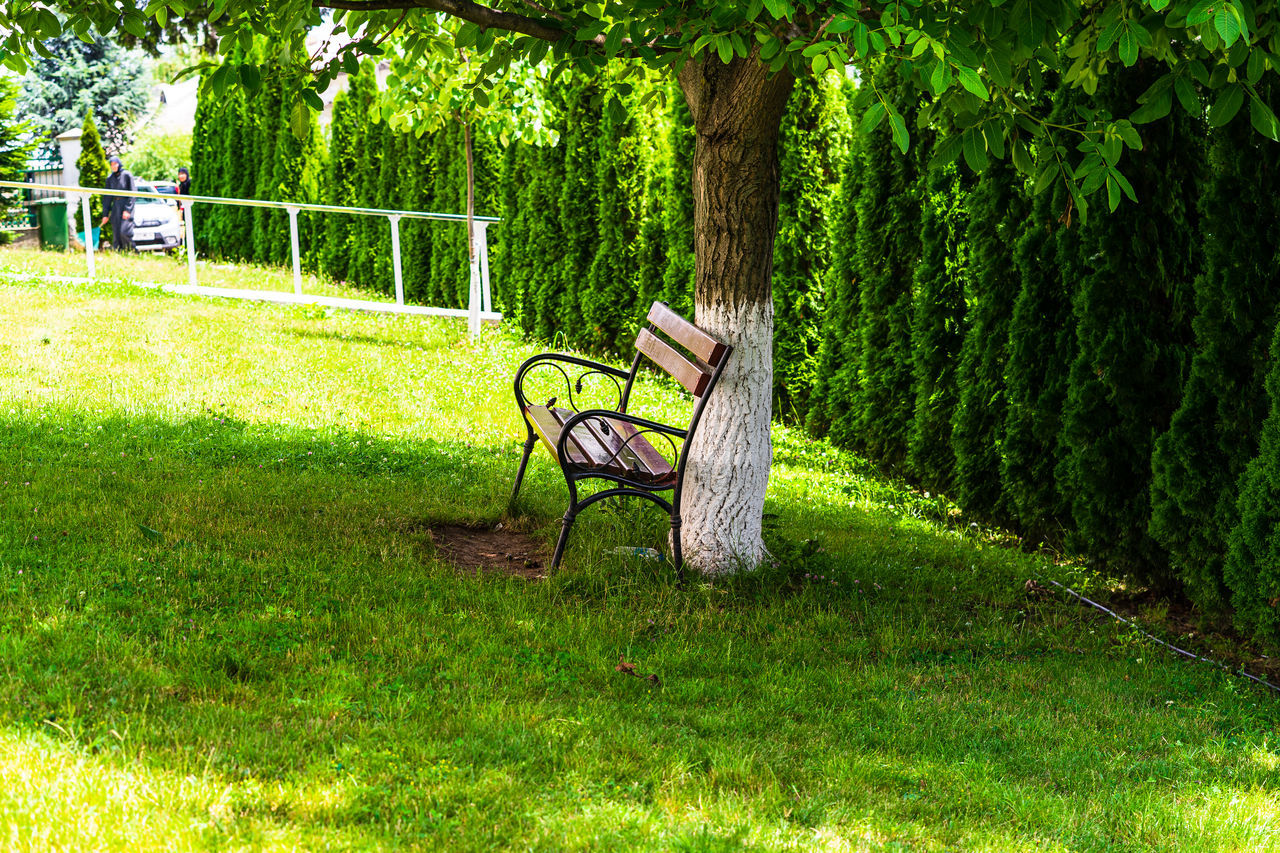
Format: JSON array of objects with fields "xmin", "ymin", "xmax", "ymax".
[{"xmin": 0, "ymin": 179, "xmax": 501, "ymax": 336}]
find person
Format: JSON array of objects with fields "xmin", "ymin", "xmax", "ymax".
[
  {"xmin": 176, "ymin": 166, "xmax": 190, "ymax": 221},
  {"xmin": 101, "ymin": 156, "xmax": 136, "ymax": 251}
]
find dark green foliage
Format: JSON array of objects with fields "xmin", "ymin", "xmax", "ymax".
[
  {"xmin": 806, "ymin": 93, "xmax": 863, "ymax": 442},
  {"xmin": 850, "ymin": 64, "xmax": 925, "ymax": 466},
  {"xmin": 773, "ymin": 74, "xmax": 850, "ymax": 420},
  {"xmin": 1224, "ymin": 319, "xmax": 1280, "ymax": 640},
  {"xmin": 75, "ymin": 112, "xmax": 109, "ymax": 222},
  {"xmin": 427, "ymin": 122, "xmax": 469, "ymax": 307},
  {"xmin": 505, "ymin": 139, "xmax": 565, "ymax": 341},
  {"xmin": 16, "ymin": 35, "xmax": 147, "ymax": 155},
  {"xmin": 553, "ymin": 76, "xmax": 604, "ymax": 334},
  {"xmin": 950, "ymin": 160, "xmax": 1027, "ymax": 519},
  {"xmin": 658, "ymin": 91, "xmax": 696, "ymax": 318},
  {"xmin": 1057, "ymin": 69, "xmax": 1201, "ymax": 583},
  {"xmin": 1001, "ymin": 84, "xmax": 1087, "ymax": 544},
  {"xmin": 1151, "ymin": 92, "xmax": 1280, "ymax": 612},
  {"xmin": 320, "ymin": 65, "xmax": 375, "ymax": 284},
  {"xmin": 906, "ymin": 158, "xmax": 968, "ymax": 490}
]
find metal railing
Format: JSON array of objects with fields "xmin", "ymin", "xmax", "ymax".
[{"xmin": 0, "ymin": 179, "xmax": 501, "ymax": 335}]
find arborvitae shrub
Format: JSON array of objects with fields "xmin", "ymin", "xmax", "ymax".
[
  {"xmin": 76, "ymin": 112, "xmax": 109, "ymax": 224},
  {"xmin": 1224, "ymin": 313, "xmax": 1280, "ymax": 640},
  {"xmin": 584, "ymin": 92, "xmax": 642, "ymax": 353},
  {"xmin": 850, "ymin": 63, "xmax": 925, "ymax": 466},
  {"xmin": 553, "ymin": 76, "xmax": 603, "ymax": 335},
  {"xmin": 906, "ymin": 157, "xmax": 968, "ymax": 490},
  {"xmin": 1148, "ymin": 95, "xmax": 1280, "ymax": 613},
  {"xmin": 1057, "ymin": 68, "xmax": 1201, "ymax": 584},
  {"xmin": 806, "ymin": 91, "xmax": 862, "ymax": 441},
  {"xmin": 659, "ymin": 90, "xmax": 696, "ymax": 318},
  {"xmin": 950, "ymin": 159, "xmax": 1027, "ymax": 519},
  {"xmin": 773, "ymin": 73, "xmax": 849, "ymax": 419}
]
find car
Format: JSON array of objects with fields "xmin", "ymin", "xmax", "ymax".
[{"xmin": 130, "ymin": 181, "xmax": 183, "ymax": 251}]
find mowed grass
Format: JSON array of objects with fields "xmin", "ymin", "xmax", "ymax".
[{"xmin": 1, "ymin": 251, "xmax": 1278, "ymax": 852}]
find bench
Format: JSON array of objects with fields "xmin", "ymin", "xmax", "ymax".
[{"xmin": 510, "ymin": 301, "xmax": 733, "ymax": 579}]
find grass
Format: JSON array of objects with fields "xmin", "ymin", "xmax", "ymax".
[{"xmin": 2, "ymin": 249, "xmax": 1279, "ymax": 851}]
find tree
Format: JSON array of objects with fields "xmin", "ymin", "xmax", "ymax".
[
  {"xmin": 0, "ymin": 78, "xmax": 33, "ymax": 230},
  {"xmin": 75, "ymin": 112, "xmax": 109, "ymax": 224},
  {"xmin": 16, "ymin": 35, "xmax": 147, "ymax": 155},
  {"xmin": 16, "ymin": 0, "xmax": 1280, "ymax": 575}
]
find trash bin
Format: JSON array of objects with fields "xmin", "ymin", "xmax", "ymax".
[{"xmin": 33, "ymin": 198, "xmax": 69, "ymax": 250}]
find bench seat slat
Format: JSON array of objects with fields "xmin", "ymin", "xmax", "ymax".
[{"xmin": 523, "ymin": 405, "xmax": 676, "ymax": 488}]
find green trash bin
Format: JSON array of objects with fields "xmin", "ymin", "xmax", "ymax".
[{"xmin": 33, "ymin": 198, "xmax": 70, "ymax": 250}]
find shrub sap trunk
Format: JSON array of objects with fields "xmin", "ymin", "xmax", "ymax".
[{"xmin": 677, "ymin": 55, "xmax": 794, "ymax": 576}]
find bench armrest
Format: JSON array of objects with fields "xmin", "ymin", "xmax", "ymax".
[
  {"xmin": 562, "ymin": 408, "xmax": 688, "ymax": 440},
  {"xmin": 556, "ymin": 408, "xmax": 686, "ymax": 477},
  {"xmin": 514, "ymin": 353, "xmax": 631, "ymax": 413}
]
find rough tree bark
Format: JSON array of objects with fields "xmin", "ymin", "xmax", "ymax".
[{"xmin": 676, "ymin": 54, "xmax": 794, "ymax": 575}]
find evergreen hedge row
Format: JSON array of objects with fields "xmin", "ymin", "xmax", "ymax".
[{"xmin": 193, "ymin": 59, "xmax": 1280, "ymax": 641}]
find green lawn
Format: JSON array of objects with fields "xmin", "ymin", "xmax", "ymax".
[{"xmin": 1, "ymin": 249, "xmax": 1278, "ymax": 852}]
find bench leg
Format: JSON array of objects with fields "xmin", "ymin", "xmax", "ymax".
[
  {"xmin": 670, "ymin": 514, "xmax": 684, "ymax": 585},
  {"xmin": 509, "ymin": 434, "xmax": 538, "ymax": 507},
  {"xmin": 551, "ymin": 509, "xmax": 576, "ymax": 571}
]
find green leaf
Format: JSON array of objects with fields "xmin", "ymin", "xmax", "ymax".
[
  {"xmin": 138, "ymin": 524, "xmax": 164, "ymax": 543},
  {"xmin": 930, "ymin": 133, "xmax": 964, "ymax": 169},
  {"xmin": 1186, "ymin": 0, "xmax": 1214, "ymax": 25},
  {"xmin": 1215, "ymin": 5, "xmax": 1241, "ymax": 46},
  {"xmin": 962, "ymin": 127, "xmax": 989, "ymax": 172},
  {"xmin": 1033, "ymin": 162, "xmax": 1058, "ymax": 196},
  {"xmin": 1012, "ymin": 139, "xmax": 1034, "ymax": 174},
  {"xmin": 1119, "ymin": 28, "xmax": 1138, "ymax": 66},
  {"xmin": 716, "ymin": 36, "xmax": 733, "ymax": 64},
  {"xmin": 982, "ymin": 121, "xmax": 1005, "ymax": 159},
  {"xmin": 1106, "ymin": 175, "xmax": 1120, "ymax": 211},
  {"xmin": 604, "ymin": 24, "xmax": 624, "ymax": 56},
  {"xmin": 1097, "ymin": 20, "xmax": 1123, "ymax": 52},
  {"xmin": 1174, "ymin": 77, "xmax": 1200, "ymax": 117},
  {"xmin": 858, "ymin": 102, "xmax": 887, "ymax": 133},
  {"xmin": 1250, "ymin": 94, "xmax": 1280, "ymax": 140},
  {"xmin": 812, "ymin": 53, "xmax": 828, "ymax": 73},
  {"xmin": 1111, "ymin": 167, "xmax": 1137, "ymax": 202},
  {"xmin": 301, "ymin": 88, "xmax": 324, "ymax": 111},
  {"xmin": 956, "ymin": 66, "xmax": 989, "ymax": 100},
  {"xmin": 762, "ymin": 0, "xmax": 788, "ymax": 19},
  {"xmin": 888, "ymin": 108, "xmax": 909, "ymax": 154},
  {"xmin": 237, "ymin": 63, "xmax": 261, "ymax": 92},
  {"xmin": 1208, "ymin": 83, "xmax": 1245, "ymax": 126},
  {"xmin": 1130, "ymin": 90, "xmax": 1172, "ymax": 123},
  {"xmin": 1247, "ymin": 44, "xmax": 1267, "ymax": 84}
]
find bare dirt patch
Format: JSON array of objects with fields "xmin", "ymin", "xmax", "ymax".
[{"xmin": 427, "ymin": 524, "xmax": 550, "ymax": 580}]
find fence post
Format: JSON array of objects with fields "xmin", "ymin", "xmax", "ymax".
[
  {"xmin": 184, "ymin": 201, "xmax": 197, "ymax": 288},
  {"xmin": 477, "ymin": 221, "xmax": 492, "ymax": 315},
  {"xmin": 468, "ymin": 227, "xmax": 482, "ymax": 337},
  {"xmin": 80, "ymin": 192, "xmax": 95, "ymax": 279},
  {"xmin": 390, "ymin": 214, "xmax": 404, "ymax": 306},
  {"xmin": 287, "ymin": 206, "xmax": 302, "ymax": 296}
]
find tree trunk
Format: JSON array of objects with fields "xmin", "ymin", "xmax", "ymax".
[{"xmin": 676, "ymin": 55, "xmax": 793, "ymax": 576}]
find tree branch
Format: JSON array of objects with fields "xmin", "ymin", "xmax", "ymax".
[{"xmin": 312, "ymin": 0, "xmax": 568, "ymax": 42}]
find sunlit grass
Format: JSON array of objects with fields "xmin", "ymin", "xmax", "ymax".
[{"xmin": 1, "ymin": 265, "xmax": 1279, "ymax": 851}]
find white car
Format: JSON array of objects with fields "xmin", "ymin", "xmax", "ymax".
[{"xmin": 131, "ymin": 182, "xmax": 182, "ymax": 251}]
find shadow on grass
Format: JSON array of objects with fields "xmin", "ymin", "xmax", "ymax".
[{"xmin": 3, "ymin": 407, "xmax": 1280, "ymax": 850}]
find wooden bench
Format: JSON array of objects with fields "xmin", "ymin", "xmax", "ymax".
[{"xmin": 510, "ymin": 301, "xmax": 732, "ymax": 579}]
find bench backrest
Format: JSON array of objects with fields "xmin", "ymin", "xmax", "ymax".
[{"xmin": 633, "ymin": 302, "xmax": 731, "ymax": 399}]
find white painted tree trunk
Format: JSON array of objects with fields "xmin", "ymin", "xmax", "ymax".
[
  {"xmin": 681, "ymin": 299, "xmax": 774, "ymax": 575},
  {"xmin": 675, "ymin": 53, "xmax": 793, "ymax": 576}
]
